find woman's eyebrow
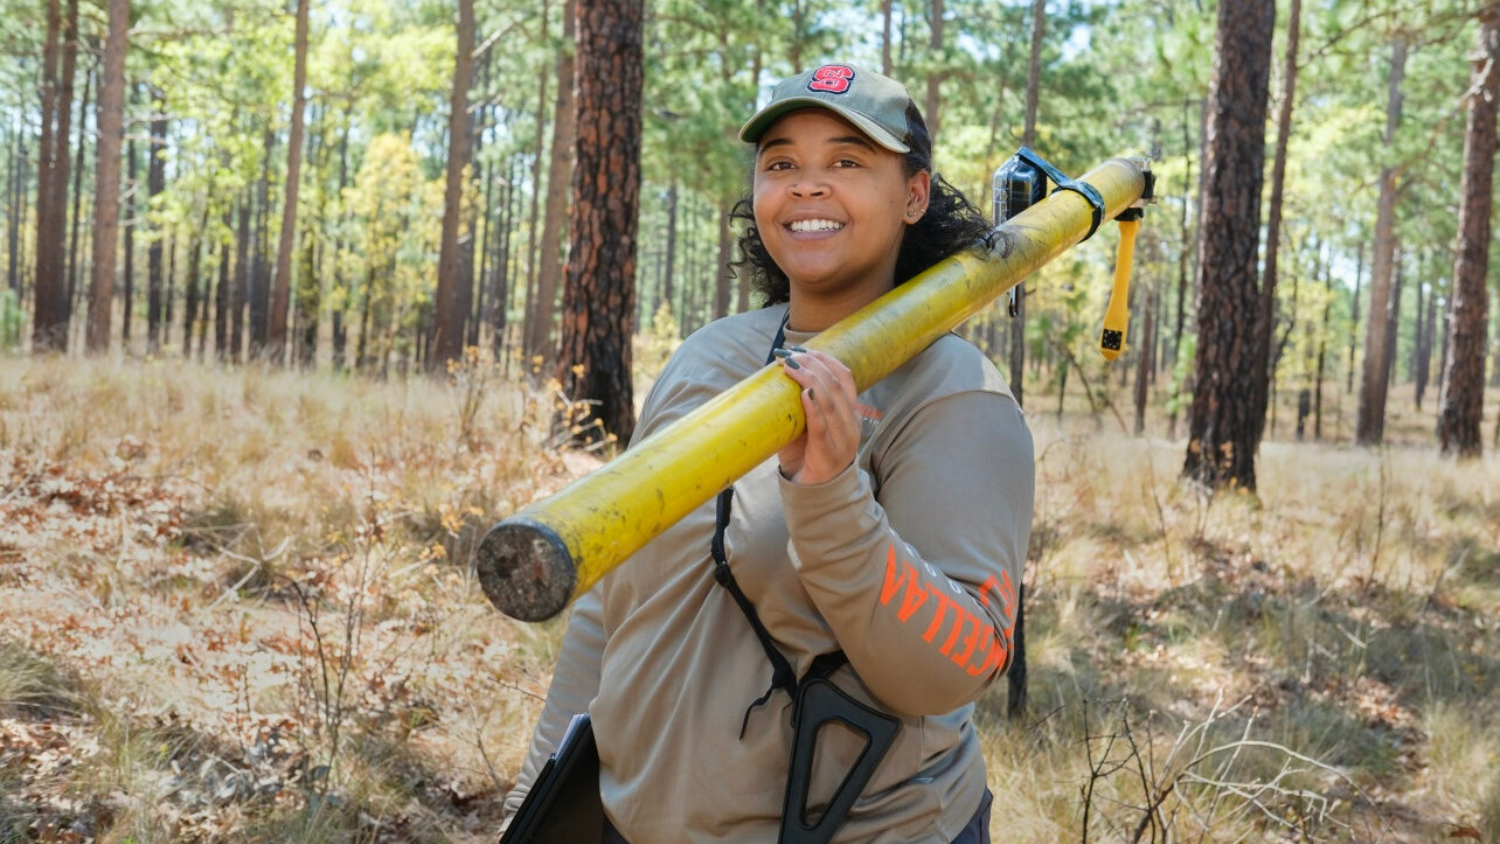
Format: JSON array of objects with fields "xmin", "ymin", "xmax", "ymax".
[{"xmin": 758, "ymin": 134, "xmax": 876, "ymax": 156}]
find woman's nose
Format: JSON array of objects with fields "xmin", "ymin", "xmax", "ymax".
[{"xmin": 790, "ymin": 178, "xmax": 828, "ymax": 198}]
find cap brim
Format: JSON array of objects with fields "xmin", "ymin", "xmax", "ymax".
[{"xmin": 738, "ymin": 97, "xmax": 910, "ymax": 154}]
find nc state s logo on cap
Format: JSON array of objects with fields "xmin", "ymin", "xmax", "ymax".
[{"xmin": 807, "ymin": 65, "xmax": 854, "ymax": 94}]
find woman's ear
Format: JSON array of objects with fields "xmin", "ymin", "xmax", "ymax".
[{"xmin": 905, "ymin": 170, "xmax": 932, "ymax": 224}]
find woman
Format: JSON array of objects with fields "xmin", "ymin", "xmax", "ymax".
[{"xmin": 504, "ymin": 64, "xmax": 1034, "ymax": 844}]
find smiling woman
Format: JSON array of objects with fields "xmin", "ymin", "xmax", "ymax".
[
  {"xmin": 731, "ymin": 66, "xmax": 993, "ymax": 314},
  {"xmin": 502, "ymin": 65, "xmax": 1034, "ymax": 844}
]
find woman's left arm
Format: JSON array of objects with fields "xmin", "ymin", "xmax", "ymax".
[{"xmin": 780, "ymin": 390, "xmax": 1034, "ymax": 716}]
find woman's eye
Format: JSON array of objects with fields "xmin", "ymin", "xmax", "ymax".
[
  {"xmin": 835, "ymin": 158, "xmax": 860, "ymax": 168},
  {"xmin": 766, "ymin": 161, "xmax": 793, "ymax": 172}
]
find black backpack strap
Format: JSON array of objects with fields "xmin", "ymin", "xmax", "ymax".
[{"xmin": 712, "ymin": 487, "xmax": 800, "ymax": 738}]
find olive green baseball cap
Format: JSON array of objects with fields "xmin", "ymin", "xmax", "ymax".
[{"xmin": 739, "ymin": 64, "xmax": 914, "ymax": 154}]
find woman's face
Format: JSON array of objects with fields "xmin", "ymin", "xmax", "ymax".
[{"xmin": 753, "ymin": 109, "xmax": 929, "ymax": 316}]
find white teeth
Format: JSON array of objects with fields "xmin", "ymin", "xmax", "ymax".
[{"xmin": 788, "ymin": 219, "xmax": 843, "ymax": 232}]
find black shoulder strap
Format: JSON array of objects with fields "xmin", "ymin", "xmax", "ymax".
[{"xmin": 712, "ymin": 487, "xmax": 800, "ymax": 738}]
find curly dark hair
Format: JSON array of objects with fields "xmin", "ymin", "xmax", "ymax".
[{"xmin": 731, "ymin": 101, "xmax": 992, "ymax": 306}]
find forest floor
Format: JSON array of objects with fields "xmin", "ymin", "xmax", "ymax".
[{"xmin": 0, "ymin": 353, "xmax": 1497, "ymax": 844}]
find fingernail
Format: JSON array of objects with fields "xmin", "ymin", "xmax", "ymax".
[
  {"xmin": 772, "ymin": 348, "xmax": 793, "ymax": 359},
  {"xmin": 807, "ymin": 388, "xmax": 816, "ymax": 401},
  {"xmin": 783, "ymin": 357, "xmax": 801, "ymax": 370},
  {"xmin": 787, "ymin": 345, "xmax": 809, "ymax": 353}
]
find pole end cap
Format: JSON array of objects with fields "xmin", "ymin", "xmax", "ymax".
[{"xmin": 476, "ymin": 517, "xmax": 576, "ymax": 622}]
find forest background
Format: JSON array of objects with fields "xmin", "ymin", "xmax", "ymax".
[{"xmin": 1, "ymin": 0, "xmax": 1499, "ymax": 842}]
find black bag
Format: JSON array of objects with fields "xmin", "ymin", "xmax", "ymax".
[{"xmin": 501, "ymin": 714, "xmax": 602, "ymax": 844}]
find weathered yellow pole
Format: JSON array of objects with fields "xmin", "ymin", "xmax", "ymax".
[{"xmin": 478, "ymin": 157, "xmax": 1150, "ymax": 621}]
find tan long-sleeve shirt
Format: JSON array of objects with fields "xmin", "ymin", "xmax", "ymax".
[{"xmin": 504, "ymin": 303, "xmax": 1034, "ymax": 844}]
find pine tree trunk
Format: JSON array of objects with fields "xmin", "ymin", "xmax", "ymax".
[
  {"xmin": 925, "ymin": 0, "xmax": 944, "ymax": 143},
  {"xmin": 433, "ymin": 0, "xmax": 476, "ymax": 369},
  {"xmin": 232, "ymin": 197, "xmax": 250, "ymax": 364},
  {"xmin": 267, "ymin": 0, "xmax": 310, "ymax": 364},
  {"xmin": 1356, "ymin": 35, "xmax": 1407, "ymax": 445},
  {"xmin": 332, "ymin": 115, "xmax": 351, "ymax": 371},
  {"xmin": 1181, "ymin": 0, "xmax": 1276, "ymax": 490},
  {"xmin": 215, "ymin": 214, "xmax": 229, "ymax": 361},
  {"xmin": 556, "ymin": 0, "xmax": 643, "ymax": 444},
  {"xmin": 64, "ymin": 36, "xmax": 88, "ymax": 334},
  {"xmin": 1437, "ymin": 9, "xmax": 1498, "ymax": 458},
  {"xmin": 1412, "ymin": 271, "xmax": 1427, "ymax": 410},
  {"xmin": 147, "ymin": 86, "xmax": 166, "ymax": 354},
  {"xmin": 712, "ymin": 200, "xmax": 732, "ymax": 320},
  {"xmin": 36, "ymin": 0, "xmax": 78, "ymax": 351},
  {"xmin": 1010, "ymin": 0, "xmax": 1047, "ymax": 412},
  {"xmin": 1254, "ymin": 0, "xmax": 1301, "ymax": 444},
  {"xmin": 1383, "ymin": 252, "xmax": 1402, "ymax": 392},
  {"xmin": 122, "ymin": 131, "xmax": 136, "ymax": 347},
  {"xmin": 1134, "ymin": 281, "xmax": 1155, "ymax": 436},
  {"xmin": 85, "ymin": 0, "xmax": 129, "ymax": 355},
  {"xmin": 531, "ymin": 0, "xmax": 577, "ymax": 365},
  {"xmin": 1347, "ymin": 242, "xmax": 1363, "ymax": 395},
  {"xmin": 523, "ymin": 0, "xmax": 551, "ymax": 367},
  {"xmin": 250, "ymin": 129, "xmax": 275, "ymax": 354},
  {"xmin": 296, "ymin": 224, "xmax": 317, "ymax": 370},
  {"xmin": 1315, "ymin": 272, "xmax": 1331, "ymax": 440},
  {"xmin": 182, "ymin": 231, "xmax": 201, "ymax": 359},
  {"xmin": 6, "ymin": 128, "xmax": 22, "ymax": 296}
]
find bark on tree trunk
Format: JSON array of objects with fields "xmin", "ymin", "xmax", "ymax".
[
  {"xmin": 267, "ymin": 0, "xmax": 310, "ymax": 365},
  {"xmin": 530, "ymin": 0, "xmax": 577, "ymax": 366},
  {"xmin": 61, "ymin": 65, "xmax": 87, "ymax": 339},
  {"xmin": 1356, "ymin": 35, "xmax": 1407, "ymax": 445},
  {"xmin": 85, "ymin": 0, "xmax": 129, "ymax": 355},
  {"xmin": 35, "ymin": 0, "xmax": 78, "ymax": 352},
  {"xmin": 122, "ymin": 130, "xmax": 136, "ymax": 347},
  {"xmin": 214, "ymin": 213, "xmax": 229, "ymax": 361},
  {"xmin": 1347, "ymin": 241, "xmax": 1363, "ymax": 395},
  {"xmin": 925, "ymin": 0, "xmax": 944, "ymax": 143},
  {"xmin": 147, "ymin": 87, "xmax": 167, "ymax": 354},
  {"xmin": 1181, "ymin": 0, "xmax": 1276, "ymax": 491},
  {"xmin": 556, "ymin": 0, "xmax": 643, "ymax": 445},
  {"xmin": 1010, "ymin": 0, "xmax": 1047, "ymax": 413},
  {"xmin": 31, "ymin": 0, "xmax": 61, "ymax": 350},
  {"xmin": 1254, "ymin": 0, "xmax": 1301, "ymax": 445},
  {"xmin": 432, "ymin": 0, "xmax": 476, "ymax": 369},
  {"xmin": 1437, "ymin": 9, "xmax": 1498, "ymax": 458},
  {"xmin": 712, "ymin": 200, "xmax": 732, "ymax": 320},
  {"xmin": 232, "ymin": 197, "xmax": 250, "ymax": 364},
  {"xmin": 523, "ymin": 0, "xmax": 551, "ymax": 368},
  {"xmin": 250, "ymin": 129, "xmax": 275, "ymax": 354}
]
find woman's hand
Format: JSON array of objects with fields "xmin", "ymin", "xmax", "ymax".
[{"xmin": 776, "ymin": 348, "xmax": 860, "ymax": 485}]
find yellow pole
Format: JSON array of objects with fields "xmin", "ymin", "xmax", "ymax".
[{"xmin": 478, "ymin": 157, "xmax": 1150, "ymax": 621}]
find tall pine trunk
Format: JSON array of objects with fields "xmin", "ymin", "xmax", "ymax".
[
  {"xmin": 1182, "ymin": 0, "xmax": 1276, "ymax": 490},
  {"xmin": 531, "ymin": 0, "xmax": 577, "ymax": 365},
  {"xmin": 1010, "ymin": 0, "xmax": 1046, "ymax": 411},
  {"xmin": 85, "ymin": 0, "xmax": 130, "ymax": 355},
  {"xmin": 1437, "ymin": 10, "xmax": 1498, "ymax": 458},
  {"xmin": 1356, "ymin": 35, "xmax": 1407, "ymax": 445},
  {"xmin": 147, "ymin": 86, "xmax": 167, "ymax": 354},
  {"xmin": 267, "ymin": 0, "xmax": 310, "ymax": 364},
  {"xmin": 122, "ymin": 129, "xmax": 136, "ymax": 346},
  {"xmin": 556, "ymin": 0, "xmax": 643, "ymax": 444},
  {"xmin": 432, "ymin": 0, "xmax": 476, "ymax": 369},
  {"xmin": 522, "ymin": 0, "xmax": 551, "ymax": 368},
  {"xmin": 1254, "ymin": 0, "xmax": 1301, "ymax": 445}
]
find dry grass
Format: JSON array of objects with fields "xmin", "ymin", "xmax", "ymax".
[{"xmin": 1, "ymin": 353, "xmax": 1497, "ymax": 843}]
